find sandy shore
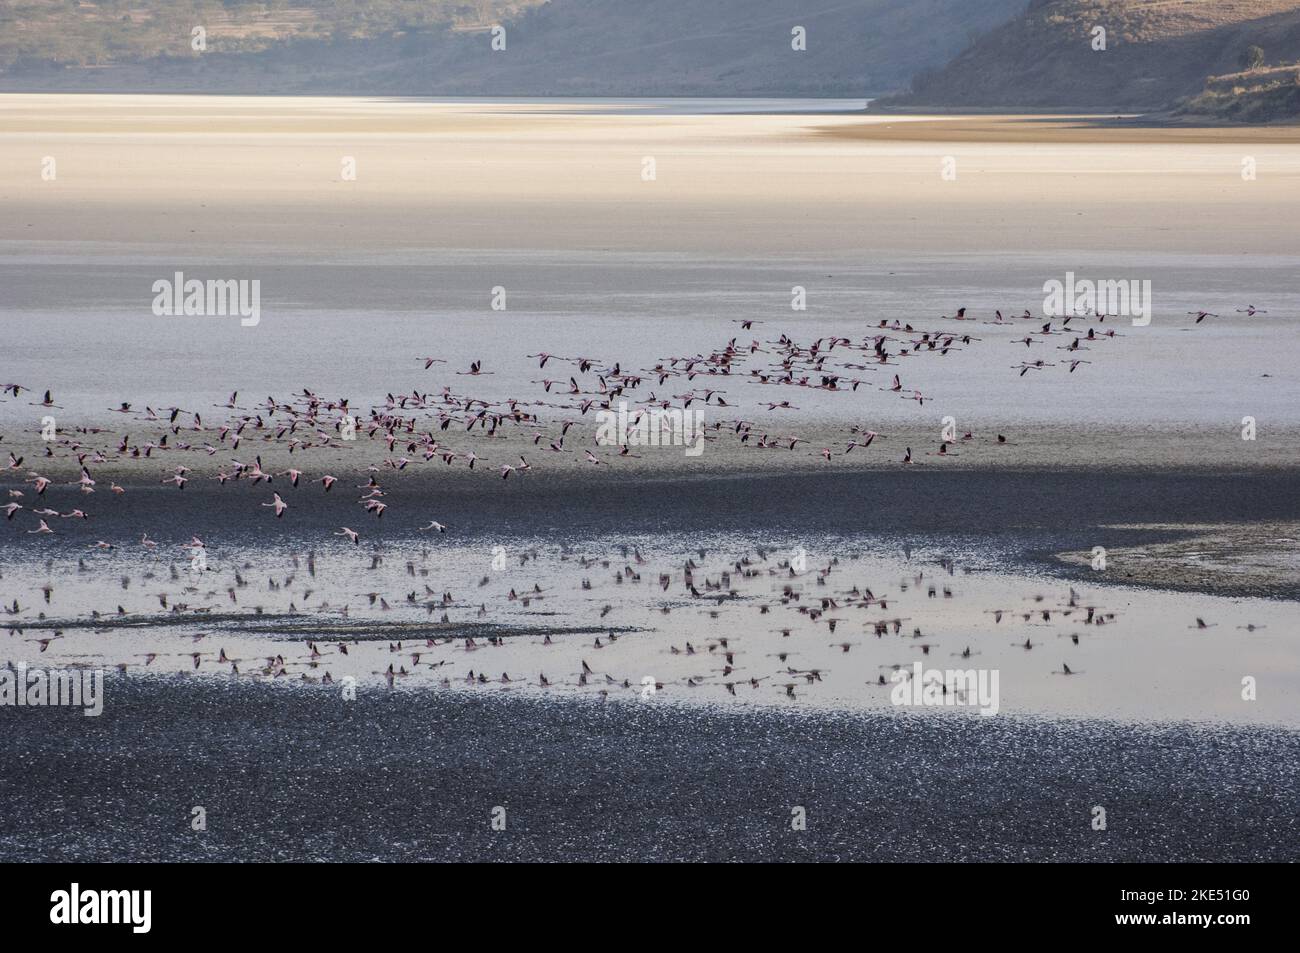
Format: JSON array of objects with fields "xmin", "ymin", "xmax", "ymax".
[
  {"xmin": 1055, "ymin": 521, "xmax": 1300, "ymax": 598},
  {"xmin": 822, "ymin": 113, "xmax": 1300, "ymax": 144},
  {"xmin": 5, "ymin": 422, "xmax": 1300, "ymax": 482}
]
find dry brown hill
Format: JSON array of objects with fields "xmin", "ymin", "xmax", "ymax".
[
  {"xmin": 886, "ymin": 0, "xmax": 1300, "ymax": 110},
  {"xmin": 0, "ymin": 0, "xmax": 1025, "ymax": 97}
]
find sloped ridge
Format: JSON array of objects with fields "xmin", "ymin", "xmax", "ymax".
[
  {"xmin": 0, "ymin": 0, "xmax": 1025, "ymax": 97},
  {"xmin": 888, "ymin": 0, "xmax": 1300, "ymax": 110}
]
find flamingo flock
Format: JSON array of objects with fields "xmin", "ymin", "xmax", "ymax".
[
  {"xmin": 0, "ymin": 301, "xmax": 1263, "ymax": 539},
  {"xmin": 0, "ymin": 300, "xmax": 1271, "ymax": 706},
  {"xmin": 1, "ymin": 516, "xmax": 1265, "ymax": 706},
  {"xmin": 3, "ymin": 523, "xmax": 1173, "ymax": 703}
]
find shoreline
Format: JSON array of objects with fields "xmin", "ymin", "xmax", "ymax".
[
  {"xmin": 5, "ymin": 424, "xmax": 1300, "ymax": 479},
  {"xmin": 6, "ymin": 463, "xmax": 1298, "ymax": 530},
  {"xmin": 6, "ymin": 466, "xmax": 1300, "ymax": 601}
]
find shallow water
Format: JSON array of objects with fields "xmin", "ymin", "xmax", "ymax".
[
  {"xmin": 2, "ymin": 249, "xmax": 1299, "ymax": 432},
  {"xmin": 3, "ymin": 96, "xmax": 1299, "ymax": 437},
  {"xmin": 3, "ymin": 524, "xmax": 1296, "ymax": 726}
]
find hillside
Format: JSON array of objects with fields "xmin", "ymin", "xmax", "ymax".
[
  {"xmin": 0, "ymin": 0, "xmax": 1026, "ymax": 97},
  {"xmin": 1177, "ymin": 63, "xmax": 1300, "ymax": 120},
  {"xmin": 886, "ymin": 0, "xmax": 1300, "ymax": 111},
  {"xmin": 0, "ymin": 1, "xmax": 543, "ymax": 68}
]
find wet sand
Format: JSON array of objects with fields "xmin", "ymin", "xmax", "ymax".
[
  {"xmin": 5, "ymin": 465, "xmax": 1300, "ymax": 549},
  {"xmin": 1, "ymin": 677, "xmax": 1295, "ymax": 862}
]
